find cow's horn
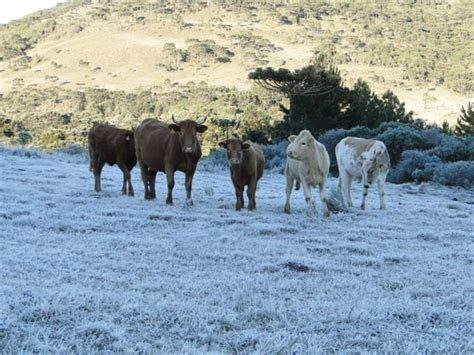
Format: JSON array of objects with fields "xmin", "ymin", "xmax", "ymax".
[{"xmin": 171, "ymin": 114, "xmax": 178, "ymax": 124}]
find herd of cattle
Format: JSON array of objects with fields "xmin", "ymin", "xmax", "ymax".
[{"xmin": 88, "ymin": 117, "xmax": 390, "ymax": 215}]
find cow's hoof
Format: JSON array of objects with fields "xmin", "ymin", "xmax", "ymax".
[
  {"xmin": 284, "ymin": 205, "xmax": 290, "ymax": 214},
  {"xmin": 361, "ymin": 204, "xmax": 366, "ymax": 210},
  {"xmin": 166, "ymin": 199, "xmax": 173, "ymax": 205},
  {"xmin": 128, "ymin": 191, "xmax": 134, "ymax": 197},
  {"xmin": 122, "ymin": 190, "xmax": 127, "ymax": 195},
  {"xmin": 186, "ymin": 199, "xmax": 194, "ymax": 206}
]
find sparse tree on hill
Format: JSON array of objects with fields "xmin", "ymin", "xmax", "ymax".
[
  {"xmin": 249, "ymin": 57, "xmax": 342, "ymax": 134},
  {"xmin": 455, "ymin": 103, "xmax": 474, "ymax": 136}
]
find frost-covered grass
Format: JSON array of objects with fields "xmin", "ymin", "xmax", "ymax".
[{"xmin": 1, "ymin": 147, "xmax": 473, "ymax": 353}]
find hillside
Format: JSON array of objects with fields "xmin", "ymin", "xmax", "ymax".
[
  {"xmin": 0, "ymin": 0, "xmax": 473, "ymax": 147},
  {"xmin": 1, "ymin": 146, "xmax": 473, "ymax": 352}
]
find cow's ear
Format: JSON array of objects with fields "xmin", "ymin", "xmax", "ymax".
[
  {"xmin": 218, "ymin": 140, "xmax": 228, "ymax": 148},
  {"xmin": 288, "ymin": 135, "xmax": 296, "ymax": 142},
  {"xmin": 197, "ymin": 124, "xmax": 208, "ymax": 133},
  {"xmin": 169, "ymin": 123, "xmax": 181, "ymax": 132},
  {"xmin": 242, "ymin": 143, "xmax": 251, "ymax": 149}
]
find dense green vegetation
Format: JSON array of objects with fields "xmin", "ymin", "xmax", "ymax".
[{"xmin": 0, "ymin": 83, "xmax": 282, "ymax": 150}]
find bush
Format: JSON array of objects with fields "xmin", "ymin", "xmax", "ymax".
[
  {"xmin": 199, "ymin": 148, "xmax": 228, "ymax": 172},
  {"xmin": 56, "ymin": 143, "xmax": 87, "ymax": 156},
  {"xmin": 428, "ymin": 135, "xmax": 474, "ymax": 162},
  {"xmin": 433, "ymin": 161, "xmax": 474, "ymax": 188},
  {"xmin": 261, "ymin": 141, "xmax": 288, "ymax": 172},
  {"xmin": 388, "ymin": 150, "xmax": 441, "ymax": 184},
  {"xmin": 376, "ymin": 125, "xmax": 434, "ymax": 165}
]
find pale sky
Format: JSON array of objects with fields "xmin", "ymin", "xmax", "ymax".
[{"xmin": 0, "ymin": 0, "xmax": 65, "ymax": 24}]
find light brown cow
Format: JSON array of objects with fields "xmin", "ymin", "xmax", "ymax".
[
  {"xmin": 284, "ymin": 130, "xmax": 330, "ymax": 217},
  {"xmin": 336, "ymin": 137, "xmax": 390, "ymax": 210},
  {"xmin": 88, "ymin": 124, "xmax": 137, "ymax": 195},
  {"xmin": 134, "ymin": 116, "xmax": 207, "ymax": 205},
  {"xmin": 219, "ymin": 139, "xmax": 265, "ymax": 211}
]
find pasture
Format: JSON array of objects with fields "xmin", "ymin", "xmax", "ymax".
[{"xmin": 0, "ymin": 147, "xmax": 472, "ymax": 353}]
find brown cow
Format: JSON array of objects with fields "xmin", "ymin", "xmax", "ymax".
[
  {"xmin": 134, "ymin": 116, "xmax": 207, "ymax": 205},
  {"xmin": 88, "ymin": 124, "xmax": 137, "ymax": 195},
  {"xmin": 218, "ymin": 139, "xmax": 265, "ymax": 211}
]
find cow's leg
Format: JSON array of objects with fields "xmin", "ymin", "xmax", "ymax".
[
  {"xmin": 361, "ymin": 180, "xmax": 369, "ymax": 210},
  {"xmin": 319, "ymin": 180, "xmax": 330, "ymax": 218},
  {"xmin": 302, "ymin": 180, "xmax": 315, "ymax": 216},
  {"xmin": 90, "ymin": 153, "xmax": 99, "ymax": 192},
  {"xmin": 149, "ymin": 170, "xmax": 157, "ymax": 199},
  {"xmin": 94, "ymin": 159, "xmax": 105, "ymax": 192},
  {"xmin": 140, "ymin": 162, "xmax": 152, "ymax": 200},
  {"xmin": 117, "ymin": 161, "xmax": 133, "ymax": 196},
  {"xmin": 284, "ymin": 174, "xmax": 294, "ymax": 214},
  {"xmin": 235, "ymin": 184, "xmax": 244, "ymax": 211},
  {"xmin": 378, "ymin": 173, "xmax": 387, "ymax": 210},
  {"xmin": 185, "ymin": 170, "xmax": 195, "ymax": 206},
  {"xmin": 247, "ymin": 177, "xmax": 257, "ymax": 211},
  {"xmin": 127, "ymin": 169, "xmax": 134, "ymax": 197},
  {"xmin": 339, "ymin": 168, "xmax": 353, "ymax": 208},
  {"xmin": 165, "ymin": 168, "xmax": 175, "ymax": 205}
]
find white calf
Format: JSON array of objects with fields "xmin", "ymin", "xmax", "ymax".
[
  {"xmin": 336, "ymin": 137, "xmax": 390, "ymax": 210},
  {"xmin": 284, "ymin": 130, "xmax": 330, "ymax": 217}
]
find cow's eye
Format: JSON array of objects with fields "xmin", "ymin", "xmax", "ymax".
[{"xmin": 301, "ymin": 142, "xmax": 306, "ymax": 145}]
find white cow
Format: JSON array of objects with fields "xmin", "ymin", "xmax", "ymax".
[
  {"xmin": 336, "ymin": 137, "xmax": 390, "ymax": 210},
  {"xmin": 284, "ymin": 130, "xmax": 330, "ymax": 217}
]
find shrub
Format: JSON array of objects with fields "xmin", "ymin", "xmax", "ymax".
[
  {"xmin": 56, "ymin": 143, "xmax": 87, "ymax": 156},
  {"xmin": 376, "ymin": 125, "xmax": 434, "ymax": 165},
  {"xmin": 262, "ymin": 141, "xmax": 288, "ymax": 172},
  {"xmin": 199, "ymin": 148, "xmax": 227, "ymax": 172},
  {"xmin": 428, "ymin": 135, "xmax": 474, "ymax": 162},
  {"xmin": 433, "ymin": 161, "xmax": 474, "ymax": 188},
  {"xmin": 17, "ymin": 130, "xmax": 33, "ymax": 145},
  {"xmin": 388, "ymin": 150, "xmax": 441, "ymax": 184}
]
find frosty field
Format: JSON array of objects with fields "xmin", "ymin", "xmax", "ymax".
[{"xmin": 0, "ymin": 147, "xmax": 473, "ymax": 353}]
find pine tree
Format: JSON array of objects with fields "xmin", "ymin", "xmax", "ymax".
[{"xmin": 455, "ymin": 103, "xmax": 474, "ymax": 136}]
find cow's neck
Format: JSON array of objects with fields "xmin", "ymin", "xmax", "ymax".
[{"xmin": 305, "ymin": 154, "xmax": 320, "ymax": 177}]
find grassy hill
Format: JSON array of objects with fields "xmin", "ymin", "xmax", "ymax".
[{"xmin": 0, "ymin": 0, "xmax": 473, "ymax": 148}]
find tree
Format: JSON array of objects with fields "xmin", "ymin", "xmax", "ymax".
[
  {"xmin": 455, "ymin": 103, "xmax": 474, "ymax": 136},
  {"xmin": 249, "ymin": 57, "xmax": 342, "ymax": 134}
]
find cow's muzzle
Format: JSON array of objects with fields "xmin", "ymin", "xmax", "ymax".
[
  {"xmin": 287, "ymin": 151, "xmax": 297, "ymax": 159},
  {"xmin": 183, "ymin": 147, "xmax": 194, "ymax": 154},
  {"xmin": 230, "ymin": 159, "xmax": 240, "ymax": 166}
]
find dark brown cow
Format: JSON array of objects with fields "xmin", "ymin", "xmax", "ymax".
[
  {"xmin": 134, "ymin": 116, "xmax": 207, "ymax": 205},
  {"xmin": 88, "ymin": 124, "xmax": 137, "ymax": 195},
  {"xmin": 219, "ymin": 139, "xmax": 265, "ymax": 211}
]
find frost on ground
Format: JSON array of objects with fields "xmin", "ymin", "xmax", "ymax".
[{"xmin": 0, "ymin": 147, "xmax": 473, "ymax": 353}]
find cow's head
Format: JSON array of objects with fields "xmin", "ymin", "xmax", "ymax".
[
  {"xmin": 168, "ymin": 115, "xmax": 208, "ymax": 154},
  {"xmin": 219, "ymin": 138, "xmax": 250, "ymax": 166},
  {"xmin": 287, "ymin": 130, "xmax": 315, "ymax": 161},
  {"xmin": 359, "ymin": 147, "xmax": 388, "ymax": 185}
]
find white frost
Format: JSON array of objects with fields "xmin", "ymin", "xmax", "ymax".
[{"xmin": 0, "ymin": 147, "xmax": 473, "ymax": 352}]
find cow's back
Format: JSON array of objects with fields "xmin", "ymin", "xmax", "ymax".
[
  {"xmin": 89, "ymin": 124, "xmax": 135, "ymax": 167},
  {"xmin": 336, "ymin": 137, "xmax": 380, "ymax": 177},
  {"xmin": 135, "ymin": 119, "xmax": 170, "ymax": 171}
]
